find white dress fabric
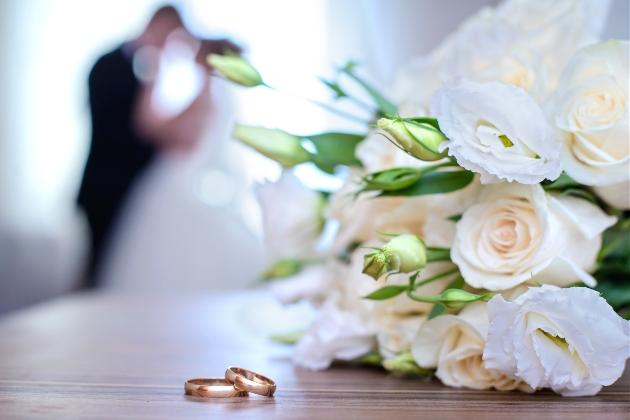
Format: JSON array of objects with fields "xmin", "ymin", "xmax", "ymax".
[{"xmin": 100, "ymin": 80, "xmax": 265, "ymax": 292}]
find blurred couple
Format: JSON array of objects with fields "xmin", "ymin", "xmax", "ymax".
[{"xmin": 78, "ymin": 6, "xmax": 263, "ymax": 291}]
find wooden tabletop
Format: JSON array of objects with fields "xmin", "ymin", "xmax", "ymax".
[{"xmin": 0, "ymin": 291, "xmax": 628, "ymax": 419}]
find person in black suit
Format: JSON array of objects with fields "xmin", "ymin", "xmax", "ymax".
[{"xmin": 78, "ymin": 6, "xmax": 240, "ymax": 287}]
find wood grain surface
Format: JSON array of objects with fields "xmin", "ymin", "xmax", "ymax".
[{"xmin": 0, "ymin": 291, "xmax": 628, "ymax": 419}]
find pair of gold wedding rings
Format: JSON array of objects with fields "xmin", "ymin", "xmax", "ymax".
[{"xmin": 185, "ymin": 366, "xmax": 276, "ymax": 398}]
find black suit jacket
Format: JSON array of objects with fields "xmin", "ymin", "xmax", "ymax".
[{"xmin": 78, "ymin": 47, "xmax": 156, "ymax": 286}]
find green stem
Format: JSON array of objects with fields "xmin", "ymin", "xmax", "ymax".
[
  {"xmin": 265, "ymin": 83, "xmax": 368, "ymax": 124},
  {"xmin": 426, "ymin": 248, "xmax": 451, "ymax": 262},
  {"xmin": 347, "ymin": 95, "xmax": 376, "ymax": 113},
  {"xmin": 405, "ymin": 290, "xmax": 442, "ymax": 304},
  {"xmin": 413, "ymin": 267, "xmax": 459, "ymax": 291}
]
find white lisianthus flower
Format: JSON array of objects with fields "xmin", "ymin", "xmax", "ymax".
[
  {"xmin": 411, "ymin": 302, "xmax": 531, "ymax": 391},
  {"xmin": 270, "ymin": 263, "xmax": 341, "ymax": 307},
  {"xmin": 292, "ymin": 247, "xmax": 383, "ymax": 371},
  {"xmin": 483, "ymin": 285, "xmax": 630, "ymax": 397},
  {"xmin": 431, "ymin": 78, "xmax": 562, "ymax": 184},
  {"xmin": 293, "ymin": 299, "xmax": 376, "ymax": 371},
  {"xmin": 391, "ymin": 0, "xmax": 608, "ymax": 113},
  {"xmin": 452, "ymin": 183, "xmax": 616, "ymax": 291},
  {"xmin": 257, "ymin": 171, "xmax": 324, "ymax": 262},
  {"xmin": 545, "ymin": 40, "xmax": 630, "ymax": 209}
]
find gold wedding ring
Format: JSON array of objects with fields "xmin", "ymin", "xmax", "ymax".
[
  {"xmin": 185, "ymin": 377, "xmax": 248, "ymax": 398},
  {"xmin": 225, "ymin": 366, "xmax": 277, "ymax": 397}
]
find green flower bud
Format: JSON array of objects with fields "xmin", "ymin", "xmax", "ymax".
[
  {"xmin": 438, "ymin": 289, "xmax": 495, "ymax": 309},
  {"xmin": 362, "ymin": 234, "xmax": 426, "ymax": 280},
  {"xmin": 382, "ymin": 351, "xmax": 433, "ymax": 376},
  {"xmin": 233, "ymin": 125, "xmax": 311, "ymax": 167},
  {"xmin": 260, "ymin": 259, "xmax": 302, "ymax": 280},
  {"xmin": 382, "ymin": 235, "xmax": 427, "ymax": 273},
  {"xmin": 362, "ymin": 252, "xmax": 389, "ymax": 280},
  {"xmin": 362, "ymin": 167, "xmax": 422, "ymax": 191},
  {"xmin": 377, "ymin": 118, "xmax": 447, "ymax": 161},
  {"xmin": 207, "ymin": 54, "xmax": 263, "ymax": 87}
]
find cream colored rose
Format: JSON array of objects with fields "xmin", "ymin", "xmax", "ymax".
[
  {"xmin": 593, "ymin": 181, "xmax": 630, "ymax": 210},
  {"xmin": 452, "ymin": 183, "xmax": 616, "ymax": 291},
  {"xmin": 546, "ymin": 40, "xmax": 629, "ymax": 205},
  {"xmin": 327, "ymin": 175, "xmax": 481, "ymax": 254},
  {"xmin": 411, "ymin": 301, "xmax": 531, "ymax": 391}
]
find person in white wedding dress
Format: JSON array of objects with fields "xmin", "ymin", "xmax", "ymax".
[
  {"xmin": 92, "ymin": 7, "xmax": 265, "ymax": 292},
  {"xmin": 100, "ymin": 77, "xmax": 265, "ymax": 292}
]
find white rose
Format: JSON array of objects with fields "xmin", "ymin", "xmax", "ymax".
[
  {"xmin": 452, "ymin": 182, "xmax": 616, "ymax": 291},
  {"xmin": 411, "ymin": 301, "xmax": 531, "ymax": 391},
  {"xmin": 432, "ymin": 78, "xmax": 562, "ymax": 184},
  {"xmin": 375, "ymin": 314, "xmax": 426, "ymax": 361},
  {"xmin": 328, "ymin": 175, "xmax": 480, "ymax": 253},
  {"xmin": 391, "ymin": 0, "xmax": 607, "ymax": 113},
  {"xmin": 483, "ymin": 285, "xmax": 630, "ymax": 396},
  {"xmin": 545, "ymin": 40, "xmax": 629, "ymax": 207},
  {"xmin": 593, "ymin": 181, "xmax": 630, "ymax": 210},
  {"xmin": 257, "ymin": 171, "xmax": 324, "ymax": 261},
  {"xmin": 293, "ymin": 299, "xmax": 376, "ymax": 371}
]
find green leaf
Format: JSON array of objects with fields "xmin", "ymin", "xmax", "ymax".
[
  {"xmin": 428, "ymin": 304, "xmax": 446, "ymax": 320},
  {"xmin": 307, "ymin": 132, "xmax": 365, "ymax": 173},
  {"xmin": 595, "ymin": 281, "xmax": 630, "ymax": 309},
  {"xmin": 320, "ymin": 78, "xmax": 347, "ymax": 98},
  {"xmin": 543, "ymin": 172, "xmax": 580, "ymax": 191},
  {"xmin": 379, "ymin": 170, "xmax": 474, "ymax": 197},
  {"xmin": 426, "ymin": 248, "xmax": 451, "ymax": 262},
  {"xmin": 382, "ymin": 350, "xmax": 433, "ymax": 377},
  {"xmin": 270, "ymin": 330, "xmax": 304, "ymax": 344},
  {"xmin": 599, "ymin": 228, "xmax": 630, "ymax": 262},
  {"xmin": 447, "ymin": 214, "xmax": 462, "ymax": 222},
  {"xmin": 363, "ymin": 285, "xmax": 408, "ymax": 300},
  {"xmin": 353, "ymin": 352, "xmax": 383, "ymax": 366},
  {"xmin": 559, "ymin": 188, "xmax": 598, "ymax": 205},
  {"xmin": 341, "ymin": 62, "xmax": 397, "ymax": 117}
]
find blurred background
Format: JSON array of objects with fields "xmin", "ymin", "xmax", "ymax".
[{"xmin": 0, "ymin": 0, "xmax": 627, "ymax": 313}]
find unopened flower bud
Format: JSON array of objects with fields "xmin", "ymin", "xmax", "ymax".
[
  {"xmin": 363, "ymin": 252, "xmax": 389, "ymax": 280},
  {"xmin": 438, "ymin": 289, "xmax": 495, "ymax": 309},
  {"xmin": 377, "ymin": 118, "xmax": 447, "ymax": 161},
  {"xmin": 207, "ymin": 54, "xmax": 263, "ymax": 87},
  {"xmin": 382, "ymin": 235, "xmax": 427, "ymax": 273},
  {"xmin": 260, "ymin": 259, "xmax": 302, "ymax": 280},
  {"xmin": 362, "ymin": 234, "xmax": 427, "ymax": 280},
  {"xmin": 362, "ymin": 167, "xmax": 422, "ymax": 191},
  {"xmin": 233, "ymin": 125, "xmax": 311, "ymax": 167}
]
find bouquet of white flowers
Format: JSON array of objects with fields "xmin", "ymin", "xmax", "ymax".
[{"xmin": 209, "ymin": 0, "xmax": 629, "ymax": 397}]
